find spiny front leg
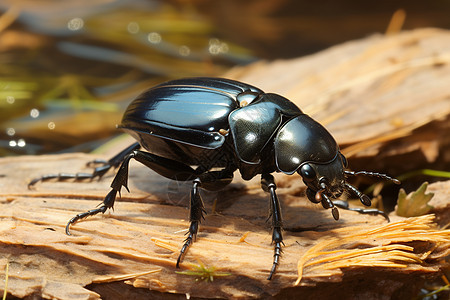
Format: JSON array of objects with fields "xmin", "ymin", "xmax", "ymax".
[
  {"xmin": 176, "ymin": 178, "xmax": 206, "ymax": 267},
  {"xmin": 261, "ymin": 173, "xmax": 284, "ymax": 280},
  {"xmin": 65, "ymin": 152, "xmax": 134, "ymax": 235}
]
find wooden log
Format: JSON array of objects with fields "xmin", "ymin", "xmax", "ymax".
[
  {"xmin": 1, "ymin": 28, "xmax": 450, "ymax": 299},
  {"xmin": 0, "ymin": 151, "xmax": 449, "ymax": 299},
  {"xmin": 225, "ymin": 28, "xmax": 450, "ymax": 171}
]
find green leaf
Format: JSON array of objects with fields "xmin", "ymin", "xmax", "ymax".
[
  {"xmin": 175, "ymin": 260, "xmax": 231, "ymax": 282},
  {"xmin": 396, "ymin": 182, "xmax": 434, "ymax": 217}
]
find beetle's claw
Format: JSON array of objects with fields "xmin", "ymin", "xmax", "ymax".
[
  {"xmin": 176, "ymin": 253, "xmax": 183, "ymax": 268},
  {"xmin": 65, "ymin": 222, "xmax": 73, "ymax": 236},
  {"xmin": 177, "ymin": 232, "xmax": 196, "ymax": 268},
  {"xmin": 27, "ymin": 178, "xmax": 40, "ymax": 189},
  {"xmin": 267, "ymin": 241, "xmax": 282, "ymax": 280},
  {"xmin": 176, "ymin": 231, "xmax": 198, "ymax": 267}
]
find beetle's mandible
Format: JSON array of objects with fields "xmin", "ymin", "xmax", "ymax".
[{"xmin": 29, "ymin": 77, "xmax": 400, "ymax": 280}]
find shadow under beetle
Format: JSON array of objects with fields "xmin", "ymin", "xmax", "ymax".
[{"xmin": 29, "ymin": 77, "xmax": 400, "ymax": 280}]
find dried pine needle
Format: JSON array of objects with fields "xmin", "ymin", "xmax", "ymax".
[
  {"xmin": 151, "ymin": 237, "xmax": 178, "ymax": 252},
  {"xmin": 295, "ymin": 215, "xmax": 450, "ymax": 285},
  {"xmin": 304, "ymin": 244, "xmax": 417, "ymax": 268},
  {"xmin": 2, "ymin": 262, "xmax": 8, "ymax": 300},
  {"xmin": 92, "ymin": 269, "xmax": 161, "ymax": 283},
  {"xmin": 385, "ymin": 9, "xmax": 406, "ymax": 35},
  {"xmin": 308, "ymin": 250, "xmax": 422, "ymax": 273},
  {"xmin": 148, "ymin": 278, "xmax": 165, "ymax": 288},
  {"xmin": 238, "ymin": 231, "xmax": 250, "ymax": 243}
]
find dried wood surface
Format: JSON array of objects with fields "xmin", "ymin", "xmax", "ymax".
[
  {"xmin": 1, "ymin": 28, "xmax": 450, "ymax": 299},
  {"xmin": 0, "ymin": 151, "xmax": 449, "ymax": 299},
  {"xmin": 226, "ymin": 28, "xmax": 450, "ymax": 167}
]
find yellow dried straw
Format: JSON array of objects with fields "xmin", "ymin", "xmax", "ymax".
[{"xmin": 295, "ymin": 215, "xmax": 450, "ymax": 285}]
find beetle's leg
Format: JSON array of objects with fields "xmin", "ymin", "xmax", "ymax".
[
  {"xmin": 28, "ymin": 142, "xmax": 141, "ymax": 188},
  {"xmin": 344, "ymin": 182, "xmax": 372, "ymax": 206},
  {"xmin": 67, "ymin": 150, "xmax": 201, "ymax": 235},
  {"xmin": 88, "ymin": 142, "xmax": 141, "ymax": 177},
  {"xmin": 66, "ymin": 151, "xmax": 135, "ymax": 235},
  {"xmin": 176, "ymin": 178, "xmax": 206, "ymax": 267},
  {"xmin": 333, "ymin": 200, "xmax": 390, "ymax": 222},
  {"xmin": 28, "ymin": 173, "xmax": 96, "ymax": 188},
  {"xmin": 174, "ymin": 169, "xmax": 234, "ymax": 267},
  {"xmin": 321, "ymin": 193, "xmax": 340, "ymax": 221},
  {"xmin": 261, "ymin": 173, "xmax": 284, "ymax": 280},
  {"xmin": 343, "ymin": 182, "xmax": 389, "ymax": 221}
]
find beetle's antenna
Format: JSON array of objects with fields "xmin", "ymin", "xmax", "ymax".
[
  {"xmin": 345, "ymin": 170, "xmax": 400, "ymax": 184},
  {"xmin": 344, "ymin": 182, "xmax": 372, "ymax": 206}
]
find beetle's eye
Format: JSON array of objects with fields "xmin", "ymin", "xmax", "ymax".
[
  {"xmin": 300, "ymin": 164, "xmax": 316, "ymax": 182},
  {"xmin": 340, "ymin": 153, "xmax": 348, "ymax": 168}
]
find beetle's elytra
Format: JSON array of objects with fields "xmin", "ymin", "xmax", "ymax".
[{"xmin": 30, "ymin": 77, "xmax": 400, "ymax": 280}]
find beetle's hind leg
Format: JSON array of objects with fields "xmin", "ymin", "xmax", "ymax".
[
  {"xmin": 65, "ymin": 151, "xmax": 136, "ymax": 234},
  {"xmin": 86, "ymin": 142, "xmax": 141, "ymax": 176},
  {"xmin": 67, "ymin": 149, "xmax": 204, "ymax": 235},
  {"xmin": 28, "ymin": 142, "xmax": 141, "ymax": 188}
]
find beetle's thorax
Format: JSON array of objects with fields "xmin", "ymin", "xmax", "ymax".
[{"xmin": 274, "ymin": 115, "xmax": 339, "ymax": 175}]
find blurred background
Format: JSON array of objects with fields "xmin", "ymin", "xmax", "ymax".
[{"xmin": 1, "ymin": 0, "xmax": 450, "ymax": 156}]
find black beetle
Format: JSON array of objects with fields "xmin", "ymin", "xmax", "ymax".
[{"xmin": 30, "ymin": 77, "xmax": 400, "ymax": 280}]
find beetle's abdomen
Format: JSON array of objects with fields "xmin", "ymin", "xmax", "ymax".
[{"xmin": 120, "ymin": 80, "xmax": 253, "ymax": 149}]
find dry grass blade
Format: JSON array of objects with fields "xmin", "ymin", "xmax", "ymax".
[
  {"xmin": 2, "ymin": 262, "xmax": 8, "ymax": 300},
  {"xmin": 92, "ymin": 269, "xmax": 161, "ymax": 284},
  {"xmin": 151, "ymin": 237, "xmax": 179, "ymax": 252}
]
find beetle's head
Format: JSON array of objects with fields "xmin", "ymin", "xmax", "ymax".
[
  {"xmin": 297, "ymin": 152, "xmax": 400, "ymax": 221},
  {"xmin": 274, "ymin": 115, "xmax": 400, "ymax": 220},
  {"xmin": 298, "ymin": 153, "xmax": 347, "ymax": 204}
]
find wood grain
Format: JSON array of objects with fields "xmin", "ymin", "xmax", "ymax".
[
  {"xmin": 1, "ymin": 28, "xmax": 450, "ymax": 299},
  {"xmin": 0, "ymin": 153, "xmax": 448, "ymax": 299}
]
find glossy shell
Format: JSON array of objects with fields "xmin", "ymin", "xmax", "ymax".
[
  {"xmin": 229, "ymin": 93, "xmax": 302, "ymax": 163},
  {"xmin": 120, "ymin": 77, "xmax": 339, "ymax": 177},
  {"xmin": 274, "ymin": 115, "xmax": 339, "ymax": 174},
  {"xmin": 120, "ymin": 77, "xmax": 263, "ymax": 150}
]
